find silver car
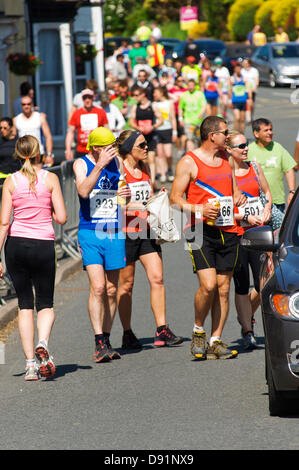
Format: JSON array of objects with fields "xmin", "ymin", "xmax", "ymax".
[{"xmin": 251, "ymin": 42, "xmax": 299, "ymax": 87}]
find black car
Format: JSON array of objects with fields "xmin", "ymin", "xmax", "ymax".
[
  {"xmin": 241, "ymin": 188, "xmax": 299, "ymax": 416},
  {"xmin": 172, "ymin": 39, "xmax": 226, "ymax": 62},
  {"xmin": 222, "ymin": 44, "xmax": 256, "ymax": 74}
]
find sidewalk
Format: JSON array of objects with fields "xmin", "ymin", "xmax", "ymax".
[{"xmin": 0, "ymin": 255, "xmax": 81, "ymax": 331}]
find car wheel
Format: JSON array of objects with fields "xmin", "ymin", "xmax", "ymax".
[
  {"xmin": 266, "ymin": 350, "xmax": 299, "ymax": 416},
  {"xmin": 269, "ymin": 72, "xmax": 276, "ymax": 88}
]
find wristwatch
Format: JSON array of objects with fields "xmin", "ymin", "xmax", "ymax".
[
  {"xmin": 289, "ymin": 190, "xmax": 295, "ymax": 194},
  {"xmin": 243, "ymin": 213, "xmax": 249, "ymax": 223}
]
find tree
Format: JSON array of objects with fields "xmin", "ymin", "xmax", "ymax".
[
  {"xmin": 201, "ymin": 0, "xmax": 229, "ymax": 39},
  {"xmin": 104, "ymin": 0, "xmax": 144, "ymax": 34}
]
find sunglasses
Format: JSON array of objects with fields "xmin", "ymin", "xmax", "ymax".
[
  {"xmin": 230, "ymin": 141, "xmax": 249, "ymax": 149},
  {"xmin": 135, "ymin": 141, "xmax": 148, "ymax": 149},
  {"xmin": 21, "ymin": 103, "xmax": 32, "ymax": 106},
  {"xmin": 213, "ymin": 129, "xmax": 229, "ymax": 136}
]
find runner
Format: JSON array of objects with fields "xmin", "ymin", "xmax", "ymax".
[
  {"xmin": 170, "ymin": 116, "xmax": 246, "ymax": 360},
  {"xmin": 73, "ymin": 127, "xmax": 131, "ymax": 363},
  {"xmin": 116, "ymin": 130, "xmax": 183, "ymax": 349},
  {"xmin": 65, "ymin": 89, "xmax": 108, "ymax": 160},
  {"xmin": 227, "ymin": 130, "xmax": 272, "ymax": 349},
  {"xmin": 229, "ymin": 64, "xmax": 252, "ymax": 133},
  {"xmin": 178, "ymin": 79, "xmax": 207, "ymax": 151},
  {"xmin": 13, "ymin": 96, "xmax": 54, "ymax": 167},
  {"xmin": 153, "ymin": 86, "xmax": 177, "ymax": 183},
  {"xmin": 0, "ymin": 135, "xmax": 67, "ymax": 380},
  {"xmin": 214, "ymin": 57, "xmax": 230, "ymax": 119},
  {"xmin": 241, "ymin": 58, "xmax": 259, "ymax": 124},
  {"xmin": 129, "ymin": 86, "xmax": 163, "ymax": 185},
  {"xmin": 202, "ymin": 65, "xmax": 222, "ymax": 116},
  {"xmin": 168, "ymin": 76, "xmax": 188, "ymax": 156}
]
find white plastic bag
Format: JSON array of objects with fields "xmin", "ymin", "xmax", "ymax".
[{"xmin": 145, "ymin": 191, "xmax": 180, "ymax": 244}]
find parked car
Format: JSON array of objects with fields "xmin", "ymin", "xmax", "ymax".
[
  {"xmin": 172, "ymin": 39, "xmax": 226, "ymax": 62},
  {"xmin": 241, "ymin": 188, "xmax": 299, "ymax": 416},
  {"xmin": 222, "ymin": 44, "xmax": 256, "ymax": 74},
  {"xmin": 251, "ymin": 42, "xmax": 299, "ymax": 87},
  {"xmin": 158, "ymin": 38, "xmax": 182, "ymax": 60}
]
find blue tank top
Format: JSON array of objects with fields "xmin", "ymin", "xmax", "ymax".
[
  {"xmin": 232, "ymin": 76, "xmax": 248, "ymax": 103},
  {"xmin": 78, "ymin": 155, "xmax": 122, "ymax": 231},
  {"xmin": 204, "ymin": 77, "xmax": 219, "ymax": 100}
]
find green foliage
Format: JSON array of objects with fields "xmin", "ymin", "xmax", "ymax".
[
  {"xmin": 228, "ymin": 0, "xmax": 263, "ymax": 39},
  {"xmin": 123, "ymin": 6, "xmax": 150, "ymax": 36},
  {"xmin": 202, "ymin": 0, "xmax": 228, "ymax": 38},
  {"xmin": 232, "ymin": 6, "xmax": 257, "ymax": 41},
  {"xmin": 161, "ymin": 22, "xmax": 187, "ymax": 40},
  {"xmin": 104, "ymin": 0, "xmax": 145, "ymax": 35},
  {"xmin": 260, "ymin": 11, "xmax": 275, "ymax": 38},
  {"xmin": 144, "ymin": 0, "xmax": 182, "ymax": 24}
]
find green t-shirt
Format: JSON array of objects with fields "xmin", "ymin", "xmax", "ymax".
[
  {"xmin": 247, "ymin": 141, "xmax": 296, "ymax": 204},
  {"xmin": 112, "ymin": 96, "xmax": 137, "ymax": 129},
  {"xmin": 178, "ymin": 90, "xmax": 207, "ymax": 125},
  {"xmin": 128, "ymin": 47, "xmax": 148, "ymax": 69}
]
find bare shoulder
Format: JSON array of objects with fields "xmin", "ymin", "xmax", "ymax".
[{"xmin": 73, "ymin": 157, "xmax": 87, "ymax": 175}]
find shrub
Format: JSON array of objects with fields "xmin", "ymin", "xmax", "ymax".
[
  {"xmin": 233, "ymin": 6, "xmax": 257, "ymax": 41},
  {"xmin": 187, "ymin": 22, "xmax": 209, "ymax": 39},
  {"xmin": 227, "ymin": 0, "xmax": 263, "ymax": 40}
]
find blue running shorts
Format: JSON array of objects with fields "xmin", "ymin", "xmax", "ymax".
[{"xmin": 77, "ymin": 229, "xmax": 126, "ymax": 270}]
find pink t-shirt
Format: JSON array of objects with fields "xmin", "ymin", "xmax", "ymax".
[{"xmin": 8, "ymin": 169, "xmax": 55, "ymax": 240}]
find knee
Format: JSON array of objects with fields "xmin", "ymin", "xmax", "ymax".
[
  {"xmin": 119, "ymin": 278, "xmax": 134, "ymax": 296},
  {"xmin": 201, "ymin": 281, "xmax": 217, "ymax": 296},
  {"xmin": 148, "ymin": 274, "xmax": 164, "ymax": 288},
  {"xmin": 218, "ymin": 282, "xmax": 231, "ymax": 299},
  {"xmin": 90, "ymin": 283, "xmax": 106, "ymax": 299}
]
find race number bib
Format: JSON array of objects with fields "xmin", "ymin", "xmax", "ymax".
[
  {"xmin": 238, "ymin": 197, "xmax": 264, "ymax": 227},
  {"xmin": 80, "ymin": 113, "xmax": 99, "ymax": 131},
  {"xmin": 89, "ymin": 189, "xmax": 117, "ymax": 220},
  {"xmin": 129, "ymin": 181, "xmax": 151, "ymax": 204},
  {"xmin": 209, "ymin": 196, "xmax": 234, "ymax": 226}
]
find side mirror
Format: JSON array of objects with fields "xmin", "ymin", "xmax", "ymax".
[{"xmin": 241, "ymin": 226, "xmax": 279, "ymax": 252}]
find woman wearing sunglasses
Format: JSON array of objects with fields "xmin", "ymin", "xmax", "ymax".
[
  {"xmin": 116, "ymin": 130, "xmax": 183, "ymax": 350},
  {"xmin": 227, "ymin": 131, "xmax": 272, "ymax": 350}
]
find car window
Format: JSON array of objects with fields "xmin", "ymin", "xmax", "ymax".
[
  {"xmin": 272, "ymin": 45, "xmax": 299, "ymax": 58},
  {"xmin": 257, "ymin": 46, "xmax": 269, "ymax": 60}
]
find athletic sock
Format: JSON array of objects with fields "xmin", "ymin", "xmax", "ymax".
[
  {"xmin": 193, "ymin": 324, "xmax": 205, "ymax": 334},
  {"xmin": 95, "ymin": 334, "xmax": 105, "ymax": 346},
  {"xmin": 157, "ymin": 324, "xmax": 166, "ymax": 333},
  {"xmin": 26, "ymin": 359, "xmax": 36, "ymax": 368},
  {"xmin": 210, "ymin": 336, "xmax": 221, "ymax": 346}
]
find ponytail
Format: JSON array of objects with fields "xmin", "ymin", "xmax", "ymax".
[{"xmin": 14, "ymin": 135, "xmax": 40, "ymax": 192}]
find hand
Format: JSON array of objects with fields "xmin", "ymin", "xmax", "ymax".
[
  {"xmin": 0, "ymin": 262, "xmax": 3, "ymax": 279},
  {"xmin": 44, "ymin": 155, "xmax": 54, "ymax": 167},
  {"xmin": 248, "ymin": 214, "xmax": 262, "ymax": 226},
  {"xmin": 234, "ymin": 190, "xmax": 247, "ymax": 207},
  {"xmin": 159, "ymin": 187, "xmax": 168, "ymax": 193},
  {"xmin": 203, "ymin": 203, "xmax": 220, "ymax": 220},
  {"xmin": 97, "ymin": 145, "xmax": 118, "ymax": 168},
  {"xmin": 262, "ymin": 205, "xmax": 271, "ymax": 223},
  {"xmin": 65, "ymin": 149, "xmax": 74, "ymax": 161},
  {"xmin": 118, "ymin": 186, "xmax": 131, "ymax": 199}
]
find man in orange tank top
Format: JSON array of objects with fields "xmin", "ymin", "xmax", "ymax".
[{"xmin": 170, "ymin": 116, "xmax": 246, "ymax": 360}]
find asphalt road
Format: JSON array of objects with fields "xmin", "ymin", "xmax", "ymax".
[{"xmin": 0, "ymin": 85, "xmax": 299, "ymax": 451}]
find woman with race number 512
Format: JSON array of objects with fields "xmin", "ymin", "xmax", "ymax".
[
  {"xmin": 227, "ymin": 130, "xmax": 272, "ymax": 350},
  {"xmin": 116, "ymin": 130, "xmax": 183, "ymax": 350}
]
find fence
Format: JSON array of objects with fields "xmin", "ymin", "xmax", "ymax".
[{"xmin": 0, "ymin": 161, "xmax": 81, "ymax": 305}]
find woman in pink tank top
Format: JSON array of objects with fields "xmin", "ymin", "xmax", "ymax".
[{"xmin": 0, "ymin": 135, "xmax": 67, "ymax": 381}]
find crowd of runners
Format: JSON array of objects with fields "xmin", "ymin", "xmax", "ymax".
[{"xmin": 0, "ymin": 34, "xmax": 298, "ymax": 381}]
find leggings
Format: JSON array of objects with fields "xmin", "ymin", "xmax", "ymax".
[
  {"xmin": 233, "ymin": 244, "xmax": 261, "ymax": 295},
  {"xmin": 5, "ymin": 236, "xmax": 56, "ymax": 311}
]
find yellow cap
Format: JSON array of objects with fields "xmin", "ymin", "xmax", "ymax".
[{"xmin": 86, "ymin": 127, "xmax": 116, "ymax": 151}]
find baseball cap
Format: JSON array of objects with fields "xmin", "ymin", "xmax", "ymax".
[
  {"xmin": 86, "ymin": 127, "xmax": 116, "ymax": 150},
  {"xmin": 214, "ymin": 57, "xmax": 223, "ymax": 65},
  {"xmin": 187, "ymin": 56, "xmax": 196, "ymax": 62},
  {"xmin": 81, "ymin": 88, "xmax": 94, "ymax": 98}
]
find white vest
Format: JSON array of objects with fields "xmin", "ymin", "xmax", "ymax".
[{"xmin": 15, "ymin": 112, "xmax": 45, "ymax": 154}]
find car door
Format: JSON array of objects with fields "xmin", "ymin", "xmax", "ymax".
[{"xmin": 253, "ymin": 45, "xmax": 270, "ymax": 82}]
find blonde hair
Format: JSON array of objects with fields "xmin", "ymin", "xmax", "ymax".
[
  {"xmin": 14, "ymin": 135, "xmax": 40, "ymax": 192},
  {"xmin": 227, "ymin": 130, "xmax": 243, "ymax": 147}
]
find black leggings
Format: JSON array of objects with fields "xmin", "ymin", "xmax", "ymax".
[
  {"xmin": 233, "ymin": 244, "xmax": 261, "ymax": 295},
  {"xmin": 5, "ymin": 237, "xmax": 56, "ymax": 311}
]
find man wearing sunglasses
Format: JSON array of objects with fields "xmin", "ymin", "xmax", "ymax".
[
  {"xmin": 65, "ymin": 89, "xmax": 109, "ymax": 160},
  {"xmin": 170, "ymin": 116, "xmax": 246, "ymax": 361}
]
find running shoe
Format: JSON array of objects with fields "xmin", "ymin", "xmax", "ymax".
[
  {"xmin": 154, "ymin": 325, "xmax": 183, "ymax": 347},
  {"xmin": 122, "ymin": 329, "xmax": 142, "ymax": 350},
  {"xmin": 206, "ymin": 340, "xmax": 238, "ymax": 360},
  {"xmin": 25, "ymin": 365, "xmax": 40, "ymax": 381},
  {"xmin": 159, "ymin": 174, "xmax": 167, "ymax": 183},
  {"xmin": 242, "ymin": 331, "xmax": 257, "ymax": 350},
  {"xmin": 94, "ymin": 341, "xmax": 111, "ymax": 363},
  {"xmin": 191, "ymin": 331, "xmax": 208, "ymax": 360},
  {"xmin": 104, "ymin": 337, "xmax": 121, "ymax": 360},
  {"xmin": 35, "ymin": 341, "xmax": 56, "ymax": 378},
  {"xmin": 166, "ymin": 170, "xmax": 174, "ymax": 182}
]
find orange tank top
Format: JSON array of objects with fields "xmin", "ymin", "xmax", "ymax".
[
  {"xmin": 123, "ymin": 162, "xmax": 152, "ymax": 233},
  {"xmin": 235, "ymin": 162, "xmax": 261, "ymax": 236},
  {"xmin": 186, "ymin": 150, "xmax": 237, "ymax": 233}
]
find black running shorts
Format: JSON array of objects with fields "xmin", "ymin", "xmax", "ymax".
[
  {"xmin": 125, "ymin": 232, "xmax": 161, "ymax": 263},
  {"xmin": 185, "ymin": 224, "xmax": 239, "ymax": 273}
]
